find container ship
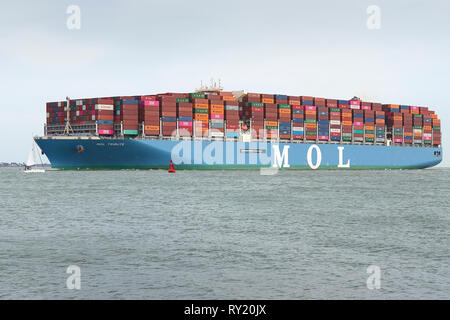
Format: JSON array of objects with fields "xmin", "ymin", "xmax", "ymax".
[{"xmin": 35, "ymin": 85, "xmax": 443, "ymax": 170}]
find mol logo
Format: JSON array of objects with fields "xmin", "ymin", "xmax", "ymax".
[{"xmin": 271, "ymin": 145, "xmax": 351, "ymax": 169}]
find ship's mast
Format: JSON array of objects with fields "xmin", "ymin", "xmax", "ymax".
[{"xmin": 64, "ymin": 96, "xmax": 74, "ymax": 135}]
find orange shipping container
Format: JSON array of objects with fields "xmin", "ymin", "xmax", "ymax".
[
  {"xmin": 222, "ymin": 96, "xmax": 236, "ymax": 101},
  {"xmin": 265, "ymin": 121, "xmax": 278, "ymax": 127},
  {"xmin": 262, "ymin": 98, "xmax": 274, "ymax": 103},
  {"xmin": 365, "ymin": 125, "xmax": 375, "ymax": 130},
  {"xmin": 342, "ymin": 121, "xmax": 352, "ymax": 126},
  {"xmin": 305, "ymin": 110, "xmax": 316, "ymax": 116},
  {"xmin": 278, "ymin": 108, "xmax": 291, "ymax": 114},
  {"xmin": 144, "ymin": 125, "xmax": 159, "ymax": 131},
  {"xmin": 194, "ymin": 114, "xmax": 209, "ymax": 120}
]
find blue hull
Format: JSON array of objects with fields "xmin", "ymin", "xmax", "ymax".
[{"xmin": 35, "ymin": 138, "xmax": 442, "ymax": 170}]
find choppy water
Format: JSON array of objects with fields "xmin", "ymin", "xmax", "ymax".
[{"xmin": 0, "ymin": 167, "xmax": 449, "ymax": 299}]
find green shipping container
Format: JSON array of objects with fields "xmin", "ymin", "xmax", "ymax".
[
  {"xmin": 248, "ymin": 102, "xmax": 264, "ymax": 107},
  {"xmin": 306, "ymin": 131, "xmax": 317, "ymax": 135},
  {"xmin": 305, "ymin": 119, "xmax": 317, "ymax": 123},
  {"xmin": 124, "ymin": 130, "xmax": 138, "ymax": 135},
  {"xmin": 194, "ymin": 108, "xmax": 209, "ymax": 114},
  {"xmin": 353, "ymin": 129, "xmax": 364, "ymax": 134},
  {"xmin": 265, "ymin": 126, "xmax": 278, "ymax": 129},
  {"xmin": 413, "ymin": 125, "xmax": 423, "ymax": 129},
  {"xmin": 189, "ymin": 93, "xmax": 205, "ymax": 99},
  {"xmin": 365, "ymin": 138, "xmax": 374, "ymax": 142},
  {"xmin": 278, "ymin": 104, "xmax": 291, "ymax": 109},
  {"xmin": 342, "ymin": 136, "xmax": 352, "ymax": 141},
  {"xmin": 176, "ymin": 98, "xmax": 189, "ymax": 103},
  {"xmin": 433, "ymin": 127, "xmax": 440, "ymax": 130},
  {"xmin": 365, "ymin": 130, "xmax": 374, "ymax": 134},
  {"xmin": 329, "ymin": 108, "xmax": 340, "ymax": 112},
  {"xmin": 424, "ymin": 140, "xmax": 432, "ymax": 144},
  {"xmin": 413, "ymin": 114, "xmax": 422, "ymax": 118}
]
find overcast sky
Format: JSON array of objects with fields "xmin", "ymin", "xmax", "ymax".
[{"xmin": 0, "ymin": 0, "xmax": 449, "ymax": 165}]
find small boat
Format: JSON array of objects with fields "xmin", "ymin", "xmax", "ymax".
[{"xmin": 24, "ymin": 141, "xmax": 46, "ymax": 173}]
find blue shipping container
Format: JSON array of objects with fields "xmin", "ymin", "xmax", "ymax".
[{"xmin": 98, "ymin": 120, "xmax": 114, "ymax": 125}]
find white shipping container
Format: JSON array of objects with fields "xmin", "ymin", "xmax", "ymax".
[
  {"xmin": 349, "ymin": 105, "xmax": 360, "ymax": 109},
  {"xmin": 330, "ymin": 128, "xmax": 341, "ymax": 133},
  {"xmin": 82, "ymin": 105, "xmax": 86, "ymax": 111},
  {"xmin": 46, "ymin": 112, "xmax": 50, "ymax": 118},
  {"xmin": 211, "ymin": 132, "xmax": 224, "ymax": 137},
  {"xmin": 76, "ymin": 100, "xmax": 83, "ymax": 106},
  {"xmin": 423, "ymin": 133, "xmax": 432, "ymax": 138},
  {"xmin": 292, "ymin": 126, "xmax": 304, "ymax": 131},
  {"xmin": 58, "ymin": 102, "xmax": 62, "ymax": 107},
  {"xmin": 96, "ymin": 104, "xmax": 114, "ymax": 111},
  {"xmin": 76, "ymin": 111, "xmax": 80, "ymax": 116},
  {"xmin": 92, "ymin": 115, "xmax": 96, "ymax": 120},
  {"xmin": 330, "ymin": 120, "xmax": 341, "ymax": 125}
]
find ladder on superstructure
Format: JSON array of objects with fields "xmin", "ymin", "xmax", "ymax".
[{"xmin": 63, "ymin": 96, "xmax": 74, "ymax": 135}]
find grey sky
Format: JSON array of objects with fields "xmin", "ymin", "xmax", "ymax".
[{"xmin": 0, "ymin": 0, "xmax": 449, "ymax": 165}]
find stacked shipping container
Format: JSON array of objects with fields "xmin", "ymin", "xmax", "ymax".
[{"xmin": 45, "ymin": 92, "xmax": 442, "ymax": 147}]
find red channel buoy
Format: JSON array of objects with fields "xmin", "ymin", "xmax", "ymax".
[{"xmin": 168, "ymin": 160, "xmax": 176, "ymax": 173}]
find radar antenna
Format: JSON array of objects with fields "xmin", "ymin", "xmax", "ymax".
[{"xmin": 195, "ymin": 78, "xmax": 224, "ymax": 93}]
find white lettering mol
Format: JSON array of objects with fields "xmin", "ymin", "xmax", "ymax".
[
  {"xmin": 307, "ymin": 145, "xmax": 322, "ymax": 169},
  {"xmin": 337, "ymin": 146, "xmax": 351, "ymax": 168},
  {"xmin": 272, "ymin": 145, "xmax": 290, "ymax": 168}
]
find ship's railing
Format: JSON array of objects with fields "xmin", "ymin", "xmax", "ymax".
[{"xmin": 43, "ymin": 122, "xmax": 439, "ymax": 148}]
